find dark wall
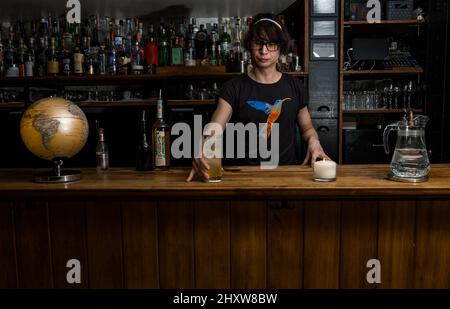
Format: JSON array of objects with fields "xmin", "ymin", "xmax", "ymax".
[
  {"xmin": 444, "ymin": 0, "xmax": 450, "ymax": 162},
  {"xmin": 0, "ymin": 108, "xmax": 144, "ymax": 168},
  {"xmin": 426, "ymin": 0, "xmax": 449, "ymax": 162}
]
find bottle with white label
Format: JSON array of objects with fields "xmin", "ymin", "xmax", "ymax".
[
  {"xmin": 96, "ymin": 128, "xmax": 109, "ymax": 171},
  {"xmin": 152, "ymin": 89, "xmax": 170, "ymax": 170}
]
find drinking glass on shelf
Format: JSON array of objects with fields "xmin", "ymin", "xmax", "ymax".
[
  {"xmin": 374, "ymin": 88, "xmax": 382, "ymax": 109},
  {"xmin": 382, "ymin": 83, "xmax": 389, "ymax": 109},
  {"xmin": 351, "ymin": 91, "xmax": 358, "ymax": 110},
  {"xmin": 402, "ymin": 84, "xmax": 408, "ymax": 109},
  {"xmin": 185, "ymin": 84, "xmax": 197, "ymax": 100},
  {"xmin": 405, "ymin": 81, "xmax": 416, "ymax": 109},
  {"xmin": 363, "ymin": 90, "xmax": 369, "ymax": 110},
  {"xmin": 393, "ymin": 85, "xmax": 401, "ymax": 109},
  {"xmin": 387, "ymin": 82, "xmax": 394, "ymax": 109},
  {"xmin": 343, "ymin": 90, "xmax": 349, "ymax": 110}
]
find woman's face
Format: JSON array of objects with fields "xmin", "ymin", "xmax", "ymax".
[{"xmin": 250, "ymin": 36, "xmax": 281, "ymax": 70}]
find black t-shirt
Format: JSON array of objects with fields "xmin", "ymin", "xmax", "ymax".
[{"xmin": 219, "ymin": 73, "xmax": 307, "ymax": 165}]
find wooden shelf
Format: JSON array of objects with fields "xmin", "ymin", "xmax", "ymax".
[
  {"xmin": 0, "ymin": 102, "xmax": 25, "ymax": 109},
  {"xmin": 76, "ymin": 100, "xmax": 156, "ymax": 108},
  {"xmin": 343, "ymin": 67, "xmax": 423, "ymax": 76},
  {"xmin": 343, "ymin": 108, "xmax": 423, "ymax": 114},
  {"xmin": 168, "ymin": 99, "xmax": 216, "ymax": 106},
  {"xmin": 0, "ymin": 99, "xmax": 218, "ymax": 110},
  {"xmin": 344, "ymin": 19, "xmax": 426, "ymax": 26},
  {"xmin": 0, "ymin": 68, "xmax": 308, "ymax": 86}
]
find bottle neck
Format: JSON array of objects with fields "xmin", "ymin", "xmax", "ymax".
[
  {"xmin": 140, "ymin": 120, "xmax": 147, "ymax": 137},
  {"xmin": 98, "ymin": 130, "xmax": 105, "ymax": 142},
  {"xmin": 156, "ymin": 100, "xmax": 163, "ymax": 119}
]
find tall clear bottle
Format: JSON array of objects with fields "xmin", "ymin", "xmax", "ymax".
[
  {"xmin": 220, "ymin": 19, "xmax": 231, "ymax": 66},
  {"xmin": 136, "ymin": 110, "xmax": 153, "ymax": 171},
  {"xmin": 96, "ymin": 127, "xmax": 109, "ymax": 171},
  {"xmin": 152, "ymin": 90, "xmax": 171, "ymax": 170}
]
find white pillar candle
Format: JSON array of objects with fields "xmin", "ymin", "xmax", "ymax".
[{"xmin": 313, "ymin": 159, "xmax": 337, "ymax": 181}]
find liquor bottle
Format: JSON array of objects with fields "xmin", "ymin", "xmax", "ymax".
[
  {"xmin": 184, "ymin": 25, "xmax": 196, "ymax": 66},
  {"xmin": 152, "ymin": 90, "xmax": 171, "ymax": 170},
  {"xmin": 4, "ymin": 37, "xmax": 17, "ymax": 77},
  {"xmin": 144, "ymin": 25, "xmax": 158, "ymax": 73},
  {"xmin": 170, "ymin": 36, "xmax": 183, "ymax": 66},
  {"xmin": 36, "ymin": 37, "xmax": 48, "ymax": 76},
  {"xmin": 344, "ymin": 0, "xmax": 351, "ymax": 20},
  {"xmin": 84, "ymin": 41, "xmax": 95, "ymax": 76},
  {"xmin": 209, "ymin": 23, "xmax": 220, "ymax": 66},
  {"xmin": 73, "ymin": 39, "xmax": 85, "ymax": 75},
  {"xmin": 220, "ymin": 19, "xmax": 231, "ymax": 66},
  {"xmin": 158, "ymin": 27, "xmax": 170, "ymax": 67},
  {"xmin": 117, "ymin": 43, "xmax": 129, "ymax": 75},
  {"xmin": 131, "ymin": 40, "xmax": 144, "ymax": 74},
  {"xmin": 232, "ymin": 17, "xmax": 242, "ymax": 54},
  {"xmin": 47, "ymin": 37, "xmax": 59, "ymax": 75},
  {"xmin": 97, "ymin": 45, "xmax": 107, "ymax": 75},
  {"xmin": 62, "ymin": 21, "xmax": 73, "ymax": 53},
  {"xmin": 195, "ymin": 24, "xmax": 208, "ymax": 61},
  {"xmin": 96, "ymin": 127, "xmax": 109, "ymax": 171},
  {"xmin": 16, "ymin": 38, "xmax": 27, "ymax": 77},
  {"xmin": 136, "ymin": 110, "xmax": 153, "ymax": 171},
  {"xmin": 25, "ymin": 38, "xmax": 36, "ymax": 77},
  {"xmin": 60, "ymin": 48, "xmax": 73, "ymax": 76},
  {"xmin": 108, "ymin": 44, "xmax": 117, "ymax": 75}
]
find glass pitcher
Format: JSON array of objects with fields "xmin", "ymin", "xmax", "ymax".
[{"xmin": 383, "ymin": 114, "xmax": 430, "ymax": 179}]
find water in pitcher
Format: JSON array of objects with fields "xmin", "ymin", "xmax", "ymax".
[{"xmin": 390, "ymin": 148, "xmax": 430, "ymax": 178}]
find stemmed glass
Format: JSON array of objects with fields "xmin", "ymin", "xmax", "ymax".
[
  {"xmin": 403, "ymin": 84, "xmax": 408, "ymax": 110},
  {"xmin": 382, "ymin": 82, "xmax": 390, "ymax": 109},
  {"xmin": 387, "ymin": 82, "xmax": 394, "ymax": 109},
  {"xmin": 405, "ymin": 81, "xmax": 415, "ymax": 109},
  {"xmin": 393, "ymin": 84, "xmax": 401, "ymax": 109}
]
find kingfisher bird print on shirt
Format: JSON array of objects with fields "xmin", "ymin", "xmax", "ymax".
[{"xmin": 246, "ymin": 98, "xmax": 291, "ymax": 138}]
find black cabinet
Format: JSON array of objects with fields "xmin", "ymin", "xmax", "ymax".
[{"xmin": 312, "ymin": 118, "xmax": 338, "ymax": 162}]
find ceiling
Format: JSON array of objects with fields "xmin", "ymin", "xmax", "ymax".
[{"xmin": 0, "ymin": 0, "xmax": 298, "ymax": 21}]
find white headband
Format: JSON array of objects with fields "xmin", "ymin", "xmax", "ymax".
[{"xmin": 254, "ymin": 18, "xmax": 282, "ymax": 30}]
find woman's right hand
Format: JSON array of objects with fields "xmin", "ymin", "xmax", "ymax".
[{"xmin": 186, "ymin": 157, "xmax": 210, "ymax": 182}]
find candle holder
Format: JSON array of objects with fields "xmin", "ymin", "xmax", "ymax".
[{"xmin": 313, "ymin": 159, "xmax": 337, "ymax": 182}]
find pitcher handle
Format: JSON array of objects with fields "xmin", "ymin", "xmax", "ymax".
[{"xmin": 383, "ymin": 124, "xmax": 398, "ymax": 154}]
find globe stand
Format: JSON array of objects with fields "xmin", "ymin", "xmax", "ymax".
[{"xmin": 34, "ymin": 159, "xmax": 82, "ymax": 183}]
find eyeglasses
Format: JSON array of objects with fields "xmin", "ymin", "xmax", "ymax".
[{"xmin": 250, "ymin": 39, "xmax": 280, "ymax": 52}]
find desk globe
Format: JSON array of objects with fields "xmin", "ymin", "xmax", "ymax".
[{"xmin": 20, "ymin": 97, "xmax": 89, "ymax": 183}]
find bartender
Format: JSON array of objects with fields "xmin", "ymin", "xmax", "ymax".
[{"xmin": 187, "ymin": 13, "xmax": 329, "ymax": 182}]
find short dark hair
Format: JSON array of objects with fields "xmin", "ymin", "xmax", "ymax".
[{"xmin": 244, "ymin": 13, "xmax": 290, "ymax": 54}]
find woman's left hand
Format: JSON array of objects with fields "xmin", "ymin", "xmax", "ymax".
[{"xmin": 302, "ymin": 139, "xmax": 330, "ymax": 166}]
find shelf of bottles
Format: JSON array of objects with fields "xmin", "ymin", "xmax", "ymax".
[{"xmin": 0, "ymin": 12, "xmax": 305, "ymax": 83}]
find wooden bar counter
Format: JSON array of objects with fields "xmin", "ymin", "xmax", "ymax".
[{"xmin": 1, "ymin": 164, "xmax": 450, "ymax": 289}]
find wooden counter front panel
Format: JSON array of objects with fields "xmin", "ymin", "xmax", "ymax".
[
  {"xmin": 0, "ymin": 202, "xmax": 17, "ymax": 288},
  {"xmin": 414, "ymin": 201, "xmax": 450, "ymax": 288},
  {"xmin": 49, "ymin": 201, "xmax": 88, "ymax": 288},
  {"xmin": 122, "ymin": 201, "xmax": 159, "ymax": 288},
  {"xmin": 2, "ymin": 199, "xmax": 450, "ymax": 288},
  {"xmin": 340, "ymin": 201, "xmax": 378, "ymax": 288}
]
